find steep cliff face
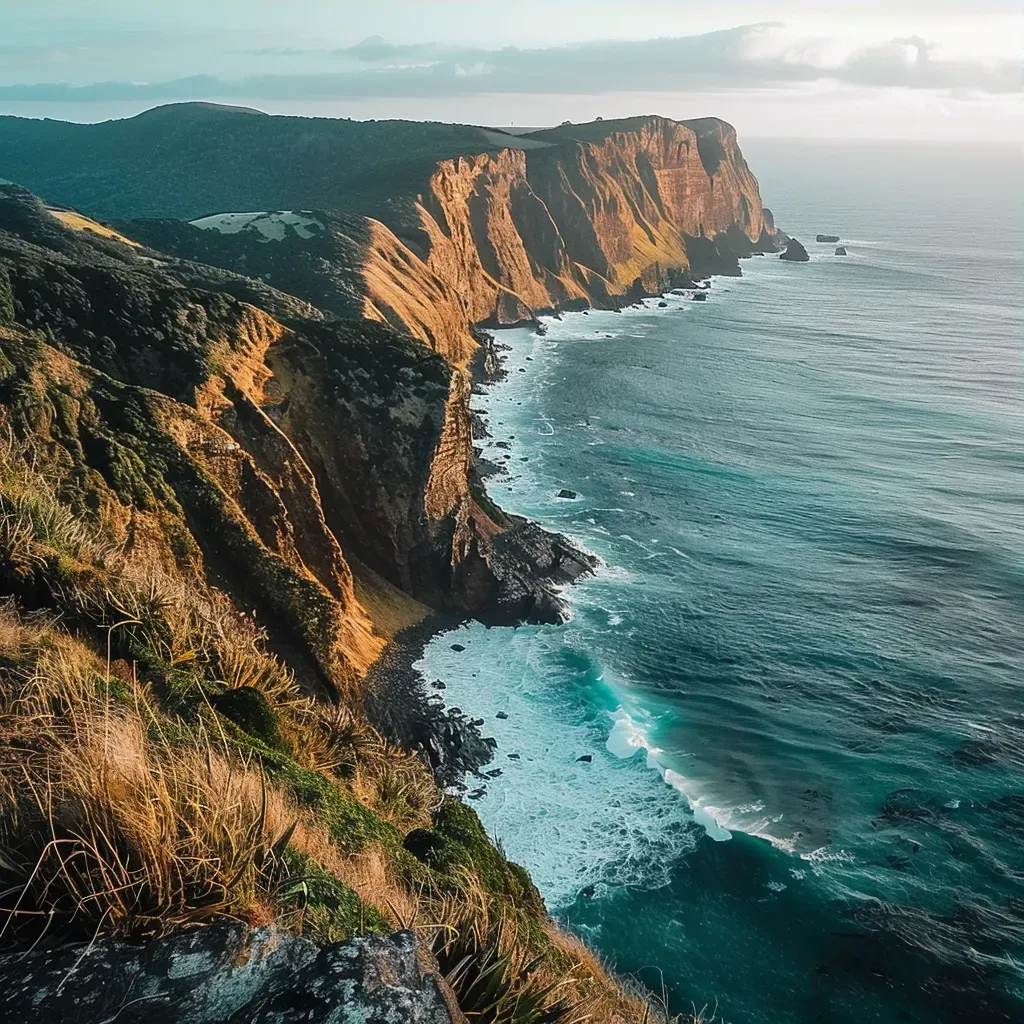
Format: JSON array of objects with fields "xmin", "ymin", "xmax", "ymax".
[
  {"xmin": 0, "ymin": 189, "xmax": 390, "ymax": 697},
  {"xmin": 409, "ymin": 116, "xmax": 776, "ymax": 326}
]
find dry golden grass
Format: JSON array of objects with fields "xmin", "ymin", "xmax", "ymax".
[
  {"xmin": 351, "ymin": 737, "xmax": 440, "ymax": 833},
  {"xmin": 0, "ymin": 617, "xmax": 296, "ymax": 940},
  {"xmin": 45, "ymin": 208, "xmax": 141, "ymax": 248},
  {"xmin": 0, "ymin": 425, "xmax": 654, "ymax": 1023}
]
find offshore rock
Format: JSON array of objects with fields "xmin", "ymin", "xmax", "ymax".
[
  {"xmin": 780, "ymin": 238, "xmax": 810, "ymax": 262},
  {"xmin": 0, "ymin": 924, "xmax": 461, "ymax": 1024},
  {"xmin": 835, "ymin": 246, "xmax": 848, "ymax": 256},
  {"xmin": 816, "ymin": 234, "xmax": 841, "ymax": 243}
]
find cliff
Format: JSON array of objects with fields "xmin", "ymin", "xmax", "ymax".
[
  {"xmin": 1, "ymin": 105, "xmax": 776, "ymax": 342},
  {"xmin": 0, "ymin": 105, "xmax": 777, "ymax": 641},
  {"xmin": 0, "ymin": 107, "xmax": 777, "ymax": 1021},
  {"xmin": 412, "ymin": 115, "xmax": 775, "ymax": 325}
]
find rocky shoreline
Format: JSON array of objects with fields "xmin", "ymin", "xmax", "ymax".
[
  {"xmin": 367, "ymin": 327, "xmax": 599, "ymax": 790},
  {"xmin": 370, "ymin": 275, "xmax": 760, "ymax": 799}
]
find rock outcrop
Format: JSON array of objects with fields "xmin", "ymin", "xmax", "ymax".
[
  {"xmin": 0, "ymin": 923, "xmax": 461, "ymax": 1024},
  {"xmin": 780, "ymin": 238, "xmax": 810, "ymax": 262}
]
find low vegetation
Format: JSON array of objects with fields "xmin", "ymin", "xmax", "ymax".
[{"xmin": 0, "ymin": 424, "xmax": 649, "ymax": 1023}]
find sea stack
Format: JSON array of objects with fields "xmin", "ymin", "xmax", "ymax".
[{"xmin": 780, "ymin": 238, "xmax": 810, "ymax": 262}]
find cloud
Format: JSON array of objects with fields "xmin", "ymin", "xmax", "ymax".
[{"xmin": 1, "ymin": 25, "xmax": 1018, "ymax": 104}]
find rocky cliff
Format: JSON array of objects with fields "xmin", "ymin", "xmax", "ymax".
[
  {"xmin": 0, "ymin": 105, "xmax": 777, "ymax": 1024},
  {"xmin": 411, "ymin": 116, "xmax": 775, "ymax": 326},
  {"xmin": 0, "ymin": 105, "xmax": 779, "ymax": 667},
  {"xmin": 9, "ymin": 107, "xmax": 775, "ymax": 637}
]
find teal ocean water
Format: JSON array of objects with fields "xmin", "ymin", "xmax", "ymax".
[{"xmin": 419, "ymin": 141, "xmax": 1024, "ymax": 1023}]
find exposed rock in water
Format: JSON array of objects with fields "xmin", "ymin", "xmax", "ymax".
[
  {"xmin": 451, "ymin": 643, "xmax": 466, "ymax": 652},
  {"xmin": 0, "ymin": 923, "xmax": 461, "ymax": 1024},
  {"xmin": 692, "ymin": 291, "xmax": 708, "ymax": 301},
  {"xmin": 835, "ymin": 246, "xmax": 848, "ymax": 256},
  {"xmin": 780, "ymin": 238, "xmax": 810, "ymax": 262},
  {"xmin": 658, "ymin": 300, "xmax": 669, "ymax": 307},
  {"xmin": 365, "ymin": 618, "xmax": 497, "ymax": 787},
  {"xmin": 557, "ymin": 489, "xmax": 579, "ymax": 500},
  {"xmin": 816, "ymin": 234, "xmax": 841, "ymax": 243},
  {"xmin": 576, "ymin": 754, "xmax": 593, "ymax": 763}
]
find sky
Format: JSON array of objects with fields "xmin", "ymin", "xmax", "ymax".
[{"xmin": 0, "ymin": 1, "xmax": 1020, "ymax": 140}]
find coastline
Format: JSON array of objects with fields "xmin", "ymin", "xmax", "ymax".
[{"xmin": 368, "ymin": 270, "xmax": 749, "ymax": 815}]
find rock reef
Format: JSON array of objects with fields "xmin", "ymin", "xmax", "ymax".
[{"xmin": 780, "ymin": 238, "xmax": 810, "ymax": 262}]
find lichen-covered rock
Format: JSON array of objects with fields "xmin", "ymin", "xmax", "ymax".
[{"xmin": 0, "ymin": 924, "xmax": 461, "ymax": 1024}]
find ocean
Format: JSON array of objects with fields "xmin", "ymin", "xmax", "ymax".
[{"xmin": 417, "ymin": 140, "xmax": 1024, "ymax": 1024}]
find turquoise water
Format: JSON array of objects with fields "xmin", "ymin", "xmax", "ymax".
[{"xmin": 419, "ymin": 142, "xmax": 1024, "ymax": 1023}]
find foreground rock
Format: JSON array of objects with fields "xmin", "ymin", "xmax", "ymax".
[
  {"xmin": 0, "ymin": 924, "xmax": 461, "ymax": 1024},
  {"xmin": 780, "ymin": 238, "xmax": 810, "ymax": 262}
]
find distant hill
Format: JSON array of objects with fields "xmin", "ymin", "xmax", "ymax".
[{"xmin": 0, "ymin": 103, "xmax": 526, "ymax": 220}]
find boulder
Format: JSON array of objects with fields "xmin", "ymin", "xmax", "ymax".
[
  {"xmin": 0, "ymin": 924, "xmax": 462, "ymax": 1024},
  {"xmin": 780, "ymin": 238, "xmax": 810, "ymax": 262}
]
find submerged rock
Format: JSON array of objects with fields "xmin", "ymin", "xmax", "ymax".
[
  {"xmin": 0, "ymin": 924, "xmax": 460, "ymax": 1024},
  {"xmin": 780, "ymin": 238, "xmax": 810, "ymax": 262}
]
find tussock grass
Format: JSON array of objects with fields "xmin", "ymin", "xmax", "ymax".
[
  {"xmin": 0, "ymin": 423, "xmax": 653, "ymax": 1023},
  {"xmin": 430, "ymin": 889, "xmax": 590, "ymax": 1024},
  {"xmin": 0, "ymin": 612, "xmax": 295, "ymax": 941}
]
